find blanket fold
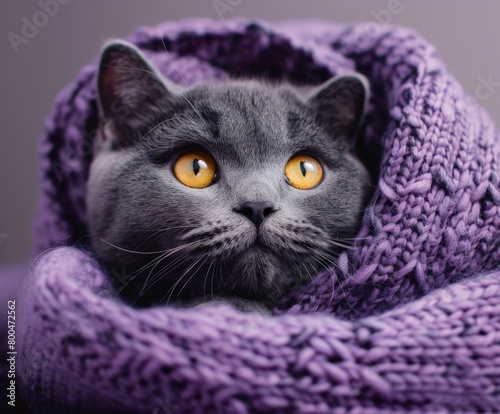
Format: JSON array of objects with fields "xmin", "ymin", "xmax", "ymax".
[
  {"xmin": 17, "ymin": 18, "xmax": 500, "ymax": 413},
  {"xmin": 19, "ymin": 247, "xmax": 500, "ymax": 412},
  {"xmin": 19, "ymin": 247, "xmax": 500, "ymax": 413}
]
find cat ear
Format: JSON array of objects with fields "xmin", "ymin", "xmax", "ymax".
[
  {"xmin": 308, "ymin": 73, "xmax": 369, "ymax": 148},
  {"xmin": 96, "ymin": 40, "xmax": 179, "ymax": 144}
]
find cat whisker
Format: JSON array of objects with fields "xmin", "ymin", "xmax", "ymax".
[
  {"xmin": 100, "ymin": 239, "xmax": 166, "ymax": 255},
  {"xmin": 171, "ymin": 257, "xmax": 206, "ymax": 302},
  {"xmin": 229, "ymin": 272, "xmax": 240, "ymax": 297},
  {"xmin": 299, "ymin": 260, "xmax": 315, "ymax": 284},
  {"xmin": 114, "ymin": 241, "xmax": 204, "ymax": 302},
  {"xmin": 162, "ymin": 257, "xmax": 205, "ymax": 305},
  {"xmin": 136, "ymin": 256, "xmax": 192, "ymax": 301},
  {"xmin": 297, "ymin": 246, "xmax": 342, "ymax": 312},
  {"xmin": 273, "ymin": 279, "xmax": 283, "ymax": 298},
  {"xmin": 138, "ymin": 241, "xmax": 207, "ymax": 284},
  {"xmin": 156, "ymin": 20, "xmax": 184, "ymax": 83},
  {"xmin": 301, "ymin": 245, "xmax": 342, "ymax": 276},
  {"xmin": 133, "ymin": 224, "xmax": 197, "ymax": 252},
  {"xmin": 203, "ymin": 259, "xmax": 215, "ymax": 298},
  {"xmin": 136, "ymin": 249, "xmax": 175, "ymax": 299},
  {"xmin": 103, "ymin": 224, "xmax": 199, "ymax": 233},
  {"xmin": 298, "ymin": 50, "xmax": 336, "ymax": 101},
  {"xmin": 337, "ymin": 280, "xmax": 360, "ymax": 316},
  {"xmin": 129, "ymin": 254, "xmax": 193, "ymax": 306},
  {"xmin": 325, "ymin": 238, "xmax": 354, "ymax": 250},
  {"xmin": 334, "ymin": 236, "xmax": 370, "ymax": 241},
  {"xmin": 101, "ymin": 238, "xmax": 201, "ymax": 256},
  {"xmin": 156, "ymin": 20, "xmax": 206, "ymax": 125},
  {"xmin": 140, "ymin": 115, "xmax": 178, "ymax": 142},
  {"xmin": 308, "ymin": 250, "xmax": 335, "ymax": 270},
  {"xmin": 129, "ymin": 250, "xmax": 176, "ymax": 277},
  {"xmin": 210, "ymin": 263, "xmax": 219, "ymax": 300},
  {"xmin": 292, "ymin": 261, "xmax": 307, "ymax": 286}
]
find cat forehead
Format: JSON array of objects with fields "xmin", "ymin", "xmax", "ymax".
[
  {"xmin": 188, "ymin": 81, "xmax": 302, "ymax": 117},
  {"xmin": 193, "ymin": 79, "xmax": 297, "ymax": 98},
  {"xmin": 141, "ymin": 80, "xmax": 336, "ymax": 165},
  {"xmin": 178, "ymin": 81, "xmax": 320, "ymax": 152}
]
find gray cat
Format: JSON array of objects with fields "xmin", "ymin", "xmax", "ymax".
[{"xmin": 86, "ymin": 40, "xmax": 371, "ymax": 311}]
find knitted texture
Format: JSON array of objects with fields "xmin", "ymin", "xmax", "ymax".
[{"xmin": 18, "ymin": 19, "xmax": 500, "ymax": 413}]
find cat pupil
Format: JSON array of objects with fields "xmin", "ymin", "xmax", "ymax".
[
  {"xmin": 300, "ymin": 161, "xmax": 306, "ymax": 177},
  {"xmin": 300, "ymin": 161, "xmax": 315, "ymax": 177},
  {"xmin": 193, "ymin": 158, "xmax": 208, "ymax": 176}
]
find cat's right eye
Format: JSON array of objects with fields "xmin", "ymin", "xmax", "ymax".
[
  {"xmin": 284, "ymin": 154, "xmax": 323, "ymax": 189},
  {"xmin": 173, "ymin": 151, "xmax": 217, "ymax": 188}
]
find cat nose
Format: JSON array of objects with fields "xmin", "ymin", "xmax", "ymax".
[{"xmin": 235, "ymin": 201, "xmax": 276, "ymax": 228}]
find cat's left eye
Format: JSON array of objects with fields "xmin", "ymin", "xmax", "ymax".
[
  {"xmin": 173, "ymin": 151, "xmax": 217, "ymax": 188},
  {"xmin": 284, "ymin": 154, "xmax": 323, "ymax": 189}
]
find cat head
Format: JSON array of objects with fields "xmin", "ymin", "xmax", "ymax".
[{"xmin": 87, "ymin": 40, "xmax": 371, "ymax": 306}]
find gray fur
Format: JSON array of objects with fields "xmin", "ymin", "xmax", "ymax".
[{"xmin": 87, "ymin": 41, "xmax": 371, "ymax": 309}]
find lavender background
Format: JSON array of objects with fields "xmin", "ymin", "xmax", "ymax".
[{"xmin": 1, "ymin": 0, "xmax": 499, "ymax": 265}]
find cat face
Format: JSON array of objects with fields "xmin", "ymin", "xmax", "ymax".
[{"xmin": 87, "ymin": 41, "xmax": 371, "ymax": 306}]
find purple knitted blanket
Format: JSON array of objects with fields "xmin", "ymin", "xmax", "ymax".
[{"xmin": 17, "ymin": 19, "xmax": 500, "ymax": 413}]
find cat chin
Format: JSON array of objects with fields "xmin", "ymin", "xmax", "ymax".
[{"xmin": 224, "ymin": 247, "xmax": 290, "ymax": 300}]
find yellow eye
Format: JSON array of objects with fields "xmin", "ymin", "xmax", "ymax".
[
  {"xmin": 173, "ymin": 151, "xmax": 217, "ymax": 188},
  {"xmin": 284, "ymin": 154, "xmax": 323, "ymax": 189}
]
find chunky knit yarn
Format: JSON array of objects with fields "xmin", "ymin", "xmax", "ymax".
[{"xmin": 18, "ymin": 19, "xmax": 500, "ymax": 413}]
